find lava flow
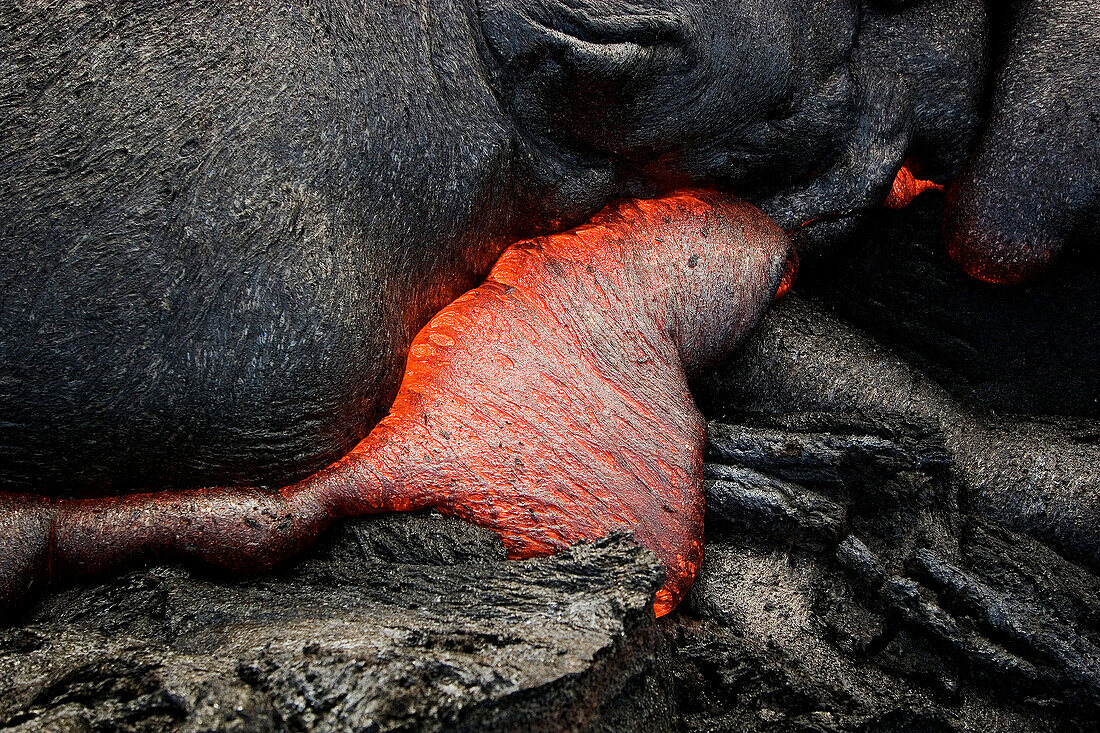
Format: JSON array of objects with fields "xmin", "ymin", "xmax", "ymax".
[
  {"xmin": 0, "ymin": 191, "xmax": 789, "ymax": 617},
  {"xmin": 885, "ymin": 164, "xmax": 944, "ymax": 210},
  {"xmin": 774, "ymin": 248, "xmax": 799, "ymax": 300}
]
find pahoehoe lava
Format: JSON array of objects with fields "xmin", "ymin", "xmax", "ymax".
[{"xmin": 0, "ymin": 191, "xmax": 789, "ymax": 617}]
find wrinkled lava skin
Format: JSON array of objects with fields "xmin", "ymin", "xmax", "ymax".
[
  {"xmin": 765, "ymin": 0, "xmax": 1100, "ymax": 286},
  {"xmin": 756, "ymin": 0, "xmax": 989, "ymax": 254},
  {"xmin": 0, "ymin": 192, "xmax": 789, "ymax": 616}
]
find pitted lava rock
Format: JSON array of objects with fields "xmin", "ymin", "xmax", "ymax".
[{"xmin": 0, "ymin": 191, "xmax": 788, "ymax": 617}]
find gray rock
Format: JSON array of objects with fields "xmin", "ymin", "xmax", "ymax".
[
  {"xmin": 0, "ymin": 516, "xmax": 670, "ymax": 732},
  {"xmin": 668, "ymin": 413, "xmax": 1100, "ymax": 732}
]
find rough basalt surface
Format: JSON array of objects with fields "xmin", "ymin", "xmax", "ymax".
[
  {"xmin": 0, "ymin": 517, "xmax": 671, "ymax": 732},
  {"xmin": 675, "ymin": 414, "xmax": 1100, "ymax": 732}
]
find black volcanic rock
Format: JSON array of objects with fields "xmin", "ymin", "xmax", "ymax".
[{"xmin": 802, "ymin": 192, "xmax": 1100, "ymax": 419}]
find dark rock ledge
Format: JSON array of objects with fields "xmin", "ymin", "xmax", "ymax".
[
  {"xmin": 673, "ymin": 413, "xmax": 1100, "ymax": 732},
  {"xmin": 0, "ymin": 518, "xmax": 670, "ymax": 732}
]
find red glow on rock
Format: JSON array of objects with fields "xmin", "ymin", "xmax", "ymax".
[
  {"xmin": 787, "ymin": 217, "xmax": 820, "ymax": 234},
  {"xmin": 943, "ymin": 224, "xmax": 1056, "ymax": 285},
  {"xmin": 775, "ymin": 249, "xmax": 798, "ymax": 300},
  {"xmin": 942, "ymin": 181, "xmax": 1058, "ymax": 285},
  {"xmin": 0, "ymin": 191, "xmax": 790, "ymax": 618},
  {"xmin": 885, "ymin": 165, "xmax": 944, "ymax": 209}
]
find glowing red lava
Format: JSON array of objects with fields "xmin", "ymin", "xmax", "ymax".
[
  {"xmin": 942, "ymin": 180, "xmax": 1058, "ymax": 286},
  {"xmin": 885, "ymin": 165, "xmax": 944, "ymax": 210},
  {"xmin": 775, "ymin": 249, "xmax": 799, "ymax": 300},
  {"xmin": 0, "ymin": 191, "xmax": 789, "ymax": 617}
]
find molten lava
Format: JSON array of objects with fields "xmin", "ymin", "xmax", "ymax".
[
  {"xmin": 775, "ymin": 249, "xmax": 799, "ymax": 300},
  {"xmin": 0, "ymin": 191, "xmax": 789, "ymax": 617},
  {"xmin": 885, "ymin": 164, "xmax": 944, "ymax": 210}
]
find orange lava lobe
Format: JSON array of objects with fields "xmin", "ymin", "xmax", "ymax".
[
  {"xmin": 0, "ymin": 191, "xmax": 790, "ymax": 618},
  {"xmin": 884, "ymin": 165, "xmax": 944, "ymax": 209}
]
